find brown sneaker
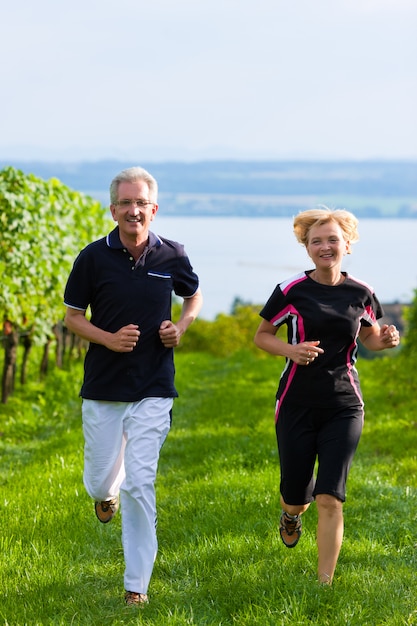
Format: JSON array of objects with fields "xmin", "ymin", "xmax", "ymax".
[
  {"xmin": 279, "ymin": 511, "xmax": 302, "ymax": 548},
  {"xmin": 94, "ymin": 498, "xmax": 119, "ymax": 523},
  {"xmin": 124, "ymin": 591, "xmax": 149, "ymax": 607}
]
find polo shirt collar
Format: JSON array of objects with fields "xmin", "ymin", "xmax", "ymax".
[{"xmin": 106, "ymin": 227, "xmax": 163, "ymax": 250}]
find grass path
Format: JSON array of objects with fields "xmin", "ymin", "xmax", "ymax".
[{"xmin": 0, "ymin": 351, "xmax": 416, "ymax": 625}]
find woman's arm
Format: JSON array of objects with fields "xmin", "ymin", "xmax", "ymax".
[
  {"xmin": 254, "ymin": 319, "xmax": 324, "ymax": 365},
  {"xmin": 359, "ymin": 323, "xmax": 400, "ymax": 351}
]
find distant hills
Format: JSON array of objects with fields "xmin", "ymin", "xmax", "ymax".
[{"xmin": 1, "ymin": 159, "xmax": 416, "ymax": 217}]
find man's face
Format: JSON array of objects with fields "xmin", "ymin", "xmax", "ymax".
[{"xmin": 110, "ymin": 180, "xmax": 158, "ymax": 242}]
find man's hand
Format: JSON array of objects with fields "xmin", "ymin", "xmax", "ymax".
[
  {"xmin": 106, "ymin": 324, "xmax": 140, "ymax": 352},
  {"xmin": 159, "ymin": 320, "xmax": 181, "ymax": 348}
]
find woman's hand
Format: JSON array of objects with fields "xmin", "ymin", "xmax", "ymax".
[
  {"xmin": 291, "ymin": 340, "xmax": 324, "ymax": 366},
  {"xmin": 359, "ymin": 323, "xmax": 400, "ymax": 351},
  {"xmin": 380, "ymin": 324, "xmax": 401, "ymax": 348}
]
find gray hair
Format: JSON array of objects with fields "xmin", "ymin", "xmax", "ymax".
[{"xmin": 110, "ymin": 166, "xmax": 158, "ymax": 204}]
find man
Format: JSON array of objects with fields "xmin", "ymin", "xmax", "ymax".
[{"xmin": 64, "ymin": 166, "xmax": 202, "ymax": 606}]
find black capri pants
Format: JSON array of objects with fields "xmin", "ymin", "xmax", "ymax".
[{"xmin": 276, "ymin": 402, "xmax": 364, "ymax": 505}]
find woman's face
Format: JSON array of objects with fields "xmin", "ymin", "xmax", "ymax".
[{"xmin": 306, "ymin": 221, "xmax": 349, "ymax": 271}]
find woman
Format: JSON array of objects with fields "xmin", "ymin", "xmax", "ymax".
[{"xmin": 254, "ymin": 207, "xmax": 400, "ymax": 585}]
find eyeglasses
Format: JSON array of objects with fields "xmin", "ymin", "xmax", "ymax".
[{"xmin": 116, "ymin": 199, "xmax": 155, "ymax": 208}]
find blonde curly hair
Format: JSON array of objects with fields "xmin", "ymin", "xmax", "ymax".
[{"xmin": 293, "ymin": 206, "xmax": 359, "ymax": 254}]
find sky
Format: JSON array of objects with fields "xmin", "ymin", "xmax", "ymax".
[{"xmin": 1, "ymin": 0, "xmax": 416, "ymax": 162}]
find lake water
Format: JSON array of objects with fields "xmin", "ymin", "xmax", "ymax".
[{"xmin": 151, "ymin": 216, "xmax": 416, "ymax": 320}]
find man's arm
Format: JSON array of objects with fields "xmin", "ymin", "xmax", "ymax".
[
  {"xmin": 64, "ymin": 307, "xmax": 140, "ymax": 353},
  {"xmin": 159, "ymin": 288, "xmax": 203, "ymax": 348}
]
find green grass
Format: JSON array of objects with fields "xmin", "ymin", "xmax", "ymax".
[{"xmin": 0, "ymin": 350, "xmax": 416, "ymax": 625}]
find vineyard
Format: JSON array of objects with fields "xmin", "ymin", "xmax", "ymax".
[{"xmin": 0, "ymin": 166, "xmax": 112, "ymax": 402}]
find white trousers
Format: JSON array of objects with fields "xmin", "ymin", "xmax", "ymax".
[{"xmin": 82, "ymin": 397, "xmax": 172, "ymax": 594}]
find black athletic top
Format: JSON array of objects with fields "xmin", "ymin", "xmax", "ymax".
[
  {"xmin": 64, "ymin": 227, "xmax": 199, "ymax": 401},
  {"xmin": 259, "ymin": 270, "xmax": 384, "ymax": 409}
]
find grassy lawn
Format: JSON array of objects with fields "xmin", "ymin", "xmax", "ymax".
[{"xmin": 0, "ymin": 350, "xmax": 416, "ymax": 625}]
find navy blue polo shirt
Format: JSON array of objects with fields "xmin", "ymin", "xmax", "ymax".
[{"xmin": 64, "ymin": 227, "xmax": 199, "ymax": 401}]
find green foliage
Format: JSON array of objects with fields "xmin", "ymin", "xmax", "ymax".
[
  {"xmin": 180, "ymin": 305, "xmax": 260, "ymax": 356},
  {"xmin": 402, "ymin": 288, "xmax": 417, "ymax": 357},
  {"xmin": 0, "ymin": 166, "xmax": 112, "ymax": 342},
  {"xmin": 174, "ymin": 303, "xmax": 287, "ymax": 357}
]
